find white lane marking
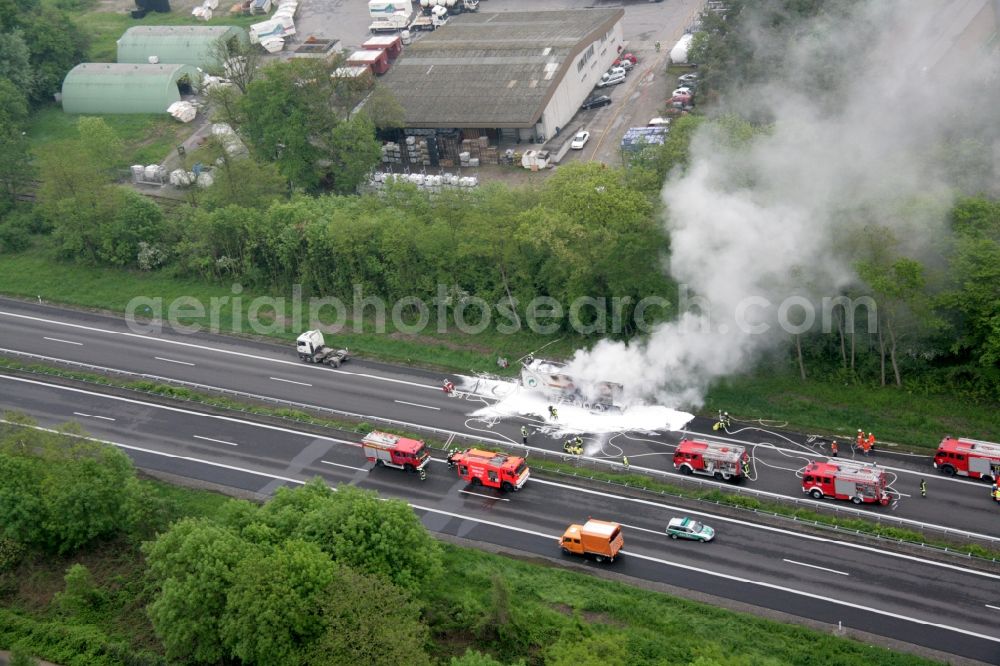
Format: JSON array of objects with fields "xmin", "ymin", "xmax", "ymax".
[
  {"xmin": 7, "ymin": 375, "xmax": 1000, "ymax": 571},
  {"xmin": 72, "ymin": 411, "xmax": 116, "ymax": 422},
  {"xmin": 44, "ymin": 337, "xmax": 83, "ymax": 346},
  {"xmin": 459, "ymin": 490, "xmax": 510, "ymax": 502},
  {"xmin": 1, "ymin": 376, "xmax": 358, "ymax": 447},
  {"xmin": 193, "ymin": 435, "xmax": 237, "ymax": 447},
  {"xmin": 0, "ymin": 310, "xmax": 438, "ymax": 391},
  {"xmin": 321, "ymin": 459, "xmax": 366, "ymax": 471},
  {"xmin": 3, "ymin": 417, "xmax": 1000, "ymax": 646},
  {"xmin": 155, "ymin": 356, "xmax": 195, "ymax": 366},
  {"xmin": 394, "ymin": 400, "xmax": 441, "ymax": 411},
  {"xmin": 270, "ymin": 377, "xmax": 312, "ymax": 387},
  {"xmin": 783, "ymin": 559, "xmax": 850, "ymax": 576},
  {"xmin": 986, "ymin": 604, "xmax": 1000, "ymax": 611},
  {"xmin": 619, "ymin": 521, "xmax": 670, "ymax": 537},
  {"xmin": 527, "ymin": 477, "xmax": 1000, "ymax": 576}
]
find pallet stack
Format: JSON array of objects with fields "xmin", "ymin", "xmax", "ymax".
[{"xmin": 381, "ymin": 142, "xmax": 403, "ymax": 164}]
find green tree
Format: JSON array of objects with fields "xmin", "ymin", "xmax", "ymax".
[
  {"xmin": 143, "ymin": 517, "xmax": 254, "ymax": 664},
  {"xmin": 260, "ymin": 479, "xmax": 443, "ymax": 594},
  {"xmin": 857, "ymin": 250, "xmax": 940, "ymax": 388},
  {"xmin": 239, "ymin": 59, "xmax": 340, "ymax": 191},
  {"xmin": 0, "ymin": 32, "xmax": 34, "ymax": 98},
  {"xmin": 18, "ymin": 7, "xmax": 88, "ymax": 105},
  {"xmin": 0, "ymin": 418, "xmax": 140, "ymax": 554},
  {"xmin": 0, "ymin": 77, "xmax": 33, "ymax": 208},
  {"xmin": 944, "ymin": 198, "xmax": 1000, "ymax": 368},
  {"xmin": 327, "ymin": 114, "xmax": 381, "ymax": 194},
  {"xmin": 220, "ymin": 539, "xmax": 336, "ymax": 665},
  {"xmin": 197, "ymin": 136, "xmax": 287, "ymax": 210},
  {"xmin": 450, "ymin": 650, "xmax": 523, "ymax": 666},
  {"xmin": 56, "ymin": 563, "xmax": 104, "ymax": 616},
  {"xmin": 361, "ymin": 83, "xmax": 406, "ymax": 129},
  {"xmin": 304, "ymin": 565, "xmax": 432, "ymax": 666}
]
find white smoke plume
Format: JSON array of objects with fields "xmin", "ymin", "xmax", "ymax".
[{"xmin": 566, "ymin": 0, "xmax": 998, "ymax": 408}]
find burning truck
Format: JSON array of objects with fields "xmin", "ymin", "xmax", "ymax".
[{"xmin": 520, "ymin": 358, "xmax": 623, "ymax": 411}]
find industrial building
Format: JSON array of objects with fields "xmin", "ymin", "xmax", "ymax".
[
  {"xmin": 377, "ymin": 8, "xmax": 625, "ymax": 166},
  {"xmin": 116, "ymin": 25, "xmax": 249, "ymax": 70},
  {"xmin": 60, "ymin": 63, "xmax": 201, "ymax": 115}
]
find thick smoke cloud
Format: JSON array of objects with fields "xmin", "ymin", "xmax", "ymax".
[{"xmin": 566, "ymin": 0, "xmax": 998, "ymax": 408}]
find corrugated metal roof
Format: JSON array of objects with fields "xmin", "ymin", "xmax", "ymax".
[
  {"xmin": 379, "ymin": 9, "xmax": 623, "ymax": 128},
  {"xmin": 116, "ymin": 25, "xmax": 249, "ymax": 69},
  {"xmin": 61, "ymin": 63, "xmax": 202, "ymax": 115}
]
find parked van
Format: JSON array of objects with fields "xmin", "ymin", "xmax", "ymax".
[
  {"xmin": 603, "ymin": 66, "xmax": 626, "ymax": 80},
  {"xmin": 597, "ymin": 72, "xmax": 626, "ymax": 88}
]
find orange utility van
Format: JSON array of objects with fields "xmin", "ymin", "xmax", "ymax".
[{"xmin": 558, "ymin": 519, "xmax": 624, "ymax": 563}]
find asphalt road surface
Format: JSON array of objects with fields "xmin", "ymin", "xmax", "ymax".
[
  {"xmin": 1, "ymin": 298, "xmax": 996, "ymax": 543},
  {"xmin": 2, "ymin": 375, "xmax": 998, "ymax": 664}
]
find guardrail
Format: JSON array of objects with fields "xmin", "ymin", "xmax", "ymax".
[{"xmin": 2, "ymin": 347, "xmax": 998, "ymax": 562}]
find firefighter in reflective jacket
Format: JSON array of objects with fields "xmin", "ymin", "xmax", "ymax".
[
  {"xmin": 563, "ymin": 438, "xmax": 583, "ymax": 455},
  {"xmin": 992, "ymin": 484, "xmax": 1000, "ymax": 503},
  {"xmin": 742, "ymin": 453, "xmax": 751, "ymax": 477}
]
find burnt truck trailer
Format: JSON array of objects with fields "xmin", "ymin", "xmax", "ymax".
[{"xmin": 520, "ymin": 358, "xmax": 623, "ymax": 411}]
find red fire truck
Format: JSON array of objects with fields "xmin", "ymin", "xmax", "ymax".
[
  {"xmin": 933, "ymin": 436, "xmax": 1000, "ymax": 482},
  {"xmin": 447, "ymin": 448, "xmax": 530, "ymax": 492},
  {"xmin": 673, "ymin": 439, "xmax": 748, "ymax": 482},
  {"xmin": 362, "ymin": 431, "xmax": 429, "ymax": 474},
  {"xmin": 802, "ymin": 460, "xmax": 890, "ymax": 505}
]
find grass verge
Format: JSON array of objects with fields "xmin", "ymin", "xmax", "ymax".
[
  {"xmin": 0, "ymin": 465, "xmax": 939, "ymax": 665},
  {"xmin": 2, "ymin": 357, "xmax": 997, "ymax": 561},
  {"xmin": 28, "ymin": 107, "xmax": 196, "ymax": 167}
]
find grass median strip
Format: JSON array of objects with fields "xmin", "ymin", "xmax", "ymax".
[{"xmin": 1, "ymin": 357, "xmax": 996, "ymax": 562}]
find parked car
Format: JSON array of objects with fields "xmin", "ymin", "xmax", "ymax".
[
  {"xmin": 570, "ymin": 130, "xmax": 590, "ymax": 149},
  {"xmin": 617, "ymin": 59, "xmax": 635, "ymax": 71},
  {"xmin": 580, "ymin": 95, "xmax": 612, "ymax": 110},
  {"xmin": 648, "ymin": 117, "xmax": 671, "ymax": 127},
  {"xmin": 615, "ymin": 52, "xmax": 638, "ymax": 65},
  {"xmin": 604, "ymin": 66, "xmax": 627, "ymax": 79},
  {"xmin": 678, "ymin": 72, "xmax": 699, "ymax": 83},
  {"xmin": 672, "ymin": 87, "xmax": 693, "ymax": 96},
  {"xmin": 666, "ymin": 517, "xmax": 715, "ymax": 542},
  {"xmin": 597, "ymin": 73, "xmax": 626, "ymax": 88}
]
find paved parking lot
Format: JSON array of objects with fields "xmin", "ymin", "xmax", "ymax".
[{"xmin": 291, "ymin": 0, "xmax": 704, "ymax": 167}]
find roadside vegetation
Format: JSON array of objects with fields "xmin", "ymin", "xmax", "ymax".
[{"xmin": 0, "ymin": 418, "xmax": 939, "ymax": 665}]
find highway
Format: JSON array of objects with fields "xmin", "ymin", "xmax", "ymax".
[
  {"xmin": 1, "ymin": 298, "xmax": 996, "ymax": 539},
  {"xmin": 2, "ymin": 374, "xmax": 998, "ymax": 664}
]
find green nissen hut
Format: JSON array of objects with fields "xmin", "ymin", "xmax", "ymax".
[
  {"xmin": 61, "ymin": 63, "xmax": 201, "ymax": 114},
  {"xmin": 116, "ymin": 25, "xmax": 249, "ymax": 69}
]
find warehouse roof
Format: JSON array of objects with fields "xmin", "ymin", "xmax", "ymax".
[
  {"xmin": 117, "ymin": 25, "xmax": 248, "ymax": 69},
  {"xmin": 61, "ymin": 63, "xmax": 202, "ymax": 115},
  {"xmin": 378, "ymin": 8, "xmax": 624, "ymax": 128}
]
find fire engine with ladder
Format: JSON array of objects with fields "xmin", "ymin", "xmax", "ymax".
[
  {"xmin": 802, "ymin": 460, "xmax": 890, "ymax": 505},
  {"xmin": 362, "ymin": 431, "xmax": 430, "ymax": 476},
  {"xmin": 933, "ymin": 436, "xmax": 1000, "ymax": 482},
  {"xmin": 447, "ymin": 448, "xmax": 530, "ymax": 492},
  {"xmin": 673, "ymin": 439, "xmax": 749, "ymax": 483}
]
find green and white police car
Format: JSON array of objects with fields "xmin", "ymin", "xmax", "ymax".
[{"xmin": 666, "ymin": 517, "xmax": 715, "ymax": 542}]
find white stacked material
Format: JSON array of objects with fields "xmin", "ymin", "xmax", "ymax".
[
  {"xmin": 167, "ymin": 101, "xmax": 197, "ymax": 123},
  {"xmin": 196, "ymin": 171, "xmax": 214, "ymax": 188},
  {"xmin": 260, "ymin": 37, "xmax": 285, "ymax": 53},
  {"xmin": 249, "ymin": 17, "xmax": 295, "ymax": 44},
  {"xmin": 192, "ymin": 6, "xmax": 213, "ymax": 20},
  {"xmin": 130, "ymin": 165, "xmax": 145, "ymax": 182},
  {"xmin": 147, "ymin": 55, "xmax": 159, "ymax": 64},
  {"xmin": 201, "ymin": 75, "xmax": 231, "ymax": 91}
]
